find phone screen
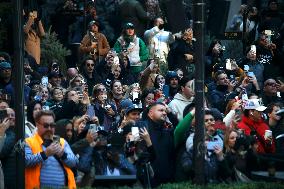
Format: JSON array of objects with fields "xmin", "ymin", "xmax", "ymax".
[
  {"xmin": 131, "ymin": 127, "xmax": 140, "ymax": 141},
  {"xmin": 41, "ymin": 76, "xmax": 48, "ymax": 87}
]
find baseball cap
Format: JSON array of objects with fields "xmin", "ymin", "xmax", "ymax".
[
  {"xmin": 244, "ymin": 99, "xmax": 267, "ymax": 111},
  {"xmin": 88, "ymin": 20, "xmax": 100, "ymax": 28},
  {"xmin": 125, "ymin": 104, "xmax": 143, "ymax": 115},
  {"xmin": 120, "ymin": 99, "xmax": 133, "ymax": 110},
  {"xmin": 0, "ymin": 61, "xmax": 11, "ymax": 69},
  {"xmin": 124, "ymin": 22, "xmax": 134, "ymax": 29}
]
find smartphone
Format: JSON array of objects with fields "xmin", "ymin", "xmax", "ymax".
[
  {"xmin": 226, "ymin": 59, "xmax": 232, "ymax": 70},
  {"xmin": 132, "ymin": 92, "xmax": 139, "ymax": 101},
  {"xmin": 243, "ymin": 65, "xmax": 249, "ymax": 72},
  {"xmin": 89, "ymin": 124, "xmax": 97, "ymax": 134},
  {"xmin": 247, "ymin": 72, "xmax": 255, "ymax": 78},
  {"xmin": 53, "ymin": 135, "xmax": 60, "ymax": 144},
  {"xmin": 87, "ymin": 105, "xmax": 95, "ymax": 118},
  {"xmin": 229, "ymin": 75, "xmax": 235, "ymax": 82},
  {"xmin": 42, "ymin": 105, "xmax": 50, "ymax": 111},
  {"xmin": 251, "ymin": 45, "xmax": 256, "ymax": 53},
  {"xmin": 0, "ymin": 109, "xmax": 7, "ymax": 122},
  {"xmin": 131, "ymin": 127, "xmax": 140, "ymax": 141},
  {"xmin": 41, "ymin": 76, "xmax": 48, "ymax": 87}
]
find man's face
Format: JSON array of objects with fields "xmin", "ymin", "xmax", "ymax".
[
  {"xmin": 36, "ymin": 115, "xmax": 56, "ymax": 140},
  {"xmin": 148, "ymin": 104, "xmax": 167, "ymax": 123},
  {"xmin": 0, "ymin": 68, "xmax": 11, "ymax": 79},
  {"xmin": 169, "ymin": 78, "xmax": 179, "ymax": 88},
  {"xmin": 269, "ymin": 105, "xmax": 281, "ymax": 121},
  {"xmin": 250, "ymin": 110, "xmax": 262, "ymax": 121},
  {"xmin": 85, "ymin": 60, "xmax": 95, "ymax": 74},
  {"xmin": 217, "ymin": 73, "xmax": 229, "ymax": 86},
  {"xmin": 126, "ymin": 28, "xmax": 135, "ymax": 36},
  {"xmin": 263, "ymin": 79, "xmax": 278, "ymax": 95},
  {"xmin": 126, "ymin": 110, "xmax": 141, "ymax": 122},
  {"xmin": 6, "ymin": 108, "xmax": 15, "ymax": 127},
  {"xmin": 50, "ymin": 76, "xmax": 62, "ymax": 87}
]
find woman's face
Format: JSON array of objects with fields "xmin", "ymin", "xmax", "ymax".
[
  {"xmin": 113, "ymin": 67, "xmax": 121, "ymax": 79},
  {"xmin": 204, "ymin": 114, "xmax": 215, "ymax": 135},
  {"xmin": 97, "ymin": 92, "xmax": 107, "ymax": 103},
  {"xmin": 33, "ymin": 103, "xmax": 42, "ymax": 119},
  {"xmin": 228, "ymin": 131, "xmax": 238, "ymax": 148},
  {"xmin": 72, "ymin": 76, "xmax": 83, "ymax": 87},
  {"xmin": 65, "ymin": 123, "xmax": 73, "ymax": 140},
  {"xmin": 112, "ymin": 81, "xmax": 123, "ymax": 95},
  {"xmin": 145, "ymin": 93, "xmax": 154, "ymax": 107},
  {"xmin": 156, "ymin": 75, "xmax": 165, "ymax": 86}
]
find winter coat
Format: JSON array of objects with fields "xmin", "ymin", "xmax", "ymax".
[
  {"xmin": 237, "ymin": 115, "xmax": 275, "ymax": 154},
  {"xmin": 23, "ymin": 19, "xmax": 45, "ymax": 64},
  {"xmin": 79, "ymin": 31, "xmax": 110, "ymax": 61},
  {"xmin": 136, "ymin": 119, "xmax": 175, "ymax": 187},
  {"xmin": 0, "ymin": 128, "xmax": 16, "ymax": 189},
  {"xmin": 168, "ymin": 93, "xmax": 193, "ymax": 121}
]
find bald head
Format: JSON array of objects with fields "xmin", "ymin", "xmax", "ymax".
[{"xmin": 67, "ymin": 68, "xmax": 78, "ymax": 80}]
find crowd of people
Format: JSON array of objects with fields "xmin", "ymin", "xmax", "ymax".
[{"xmin": 0, "ymin": 0, "xmax": 283, "ymax": 188}]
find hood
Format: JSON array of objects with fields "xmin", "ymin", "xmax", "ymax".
[{"xmin": 173, "ymin": 93, "xmax": 193, "ymax": 102}]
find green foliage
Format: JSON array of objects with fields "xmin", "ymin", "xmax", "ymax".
[{"xmin": 40, "ymin": 26, "xmax": 71, "ymax": 73}]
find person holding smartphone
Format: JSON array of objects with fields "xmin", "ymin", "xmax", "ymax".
[{"xmin": 23, "ymin": 10, "xmax": 45, "ymax": 64}]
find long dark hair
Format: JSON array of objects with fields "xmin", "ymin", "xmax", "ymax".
[{"xmin": 27, "ymin": 100, "xmax": 42, "ymax": 125}]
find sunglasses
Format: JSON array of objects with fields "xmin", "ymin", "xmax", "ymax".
[
  {"xmin": 87, "ymin": 63, "xmax": 95, "ymax": 67},
  {"xmin": 42, "ymin": 122, "xmax": 56, "ymax": 129}
]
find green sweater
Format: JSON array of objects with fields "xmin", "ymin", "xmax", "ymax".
[{"xmin": 174, "ymin": 112, "xmax": 194, "ymax": 148}]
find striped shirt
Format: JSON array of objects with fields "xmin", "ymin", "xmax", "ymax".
[{"xmin": 25, "ymin": 139, "xmax": 78, "ymax": 188}]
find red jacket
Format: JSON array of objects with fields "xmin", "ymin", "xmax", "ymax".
[{"xmin": 238, "ymin": 115, "xmax": 275, "ymax": 154}]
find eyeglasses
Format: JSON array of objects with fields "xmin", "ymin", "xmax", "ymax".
[
  {"xmin": 41, "ymin": 122, "xmax": 56, "ymax": 129},
  {"xmin": 205, "ymin": 118, "xmax": 215, "ymax": 122},
  {"xmin": 86, "ymin": 64, "xmax": 95, "ymax": 67}
]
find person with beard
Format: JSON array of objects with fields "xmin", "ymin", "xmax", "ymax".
[
  {"xmin": 0, "ymin": 108, "xmax": 16, "ymax": 189},
  {"xmin": 23, "ymin": 10, "xmax": 45, "ymax": 64},
  {"xmin": 136, "ymin": 102, "xmax": 174, "ymax": 187},
  {"xmin": 113, "ymin": 23, "xmax": 149, "ymax": 76},
  {"xmin": 168, "ymin": 77, "xmax": 194, "ymax": 121},
  {"xmin": 261, "ymin": 78, "xmax": 284, "ymax": 106},
  {"xmin": 79, "ymin": 20, "xmax": 110, "ymax": 63},
  {"xmin": 144, "ymin": 17, "xmax": 175, "ymax": 64},
  {"xmin": 208, "ymin": 70, "xmax": 238, "ymax": 114},
  {"xmin": 25, "ymin": 110, "xmax": 78, "ymax": 189},
  {"xmin": 165, "ymin": 71, "xmax": 179, "ymax": 99}
]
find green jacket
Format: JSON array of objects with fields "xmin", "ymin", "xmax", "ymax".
[
  {"xmin": 113, "ymin": 36, "xmax": 149, "ymax": 62},
  {"xmin": 174, "ymin": 112, "xmax": 194, "ymax": 148}
]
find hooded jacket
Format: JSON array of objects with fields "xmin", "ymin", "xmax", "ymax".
[{"xmin": 168, "ymin": 93, "xmax": 193, "ymax": 121}]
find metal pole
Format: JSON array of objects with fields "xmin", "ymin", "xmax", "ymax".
[
  {"xmin": 192, "ymin": 0, "xmax": 205, "ymax": 184},
  {"xmin": 13, "ymin": 0, "xmax": 25, "ymax": 188}
]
